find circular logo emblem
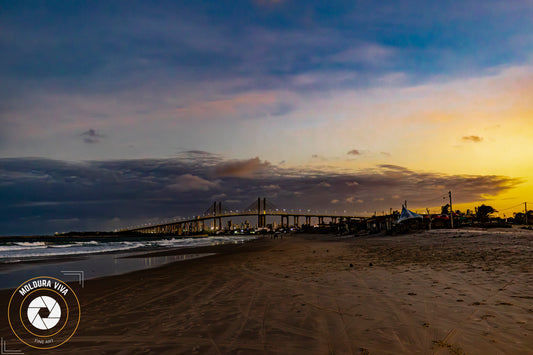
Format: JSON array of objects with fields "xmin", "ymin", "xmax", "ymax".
[{"xmin": 7, "ymin": 277, "xmax": 81, "ymax": 349}]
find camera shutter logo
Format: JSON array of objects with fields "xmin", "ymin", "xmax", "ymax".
[{"xmin": 27, "ymin": 296, "xmax": 61, "ymax": 330}]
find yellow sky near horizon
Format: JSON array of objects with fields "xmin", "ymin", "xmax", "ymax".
[{"xmin": 270, "ymin": 64, "xmax": 533, "ymax": 215}]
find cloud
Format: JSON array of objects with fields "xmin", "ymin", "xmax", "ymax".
[
  {"xmin": 0, "ymin": 157, "xmax": 523, "ymax": 235},
  {"xmin": 311, "ymin": 154, "xmax": 329, "ymax": 162},
  {"xmin": 184, "ymin": 150, "xmax": 215, "ymax": 156},
  {"xmin": 378, "ymin": 164, "xmax": 412, "ymax": 172},
  {"xmin": 175, "ymin": 91, "xmax": 297, "ymax": 121},
  {"xmin": 261, "ymin": 184, "xmax": 281, "ymax": 190},
  {"xmin": 168, "ymin": 174, "xmax": 219, "ymax": 192},
  {"xmin": 328, "ymin": 43, "xmax": 395, "ymax": 66},
  {"xmin": 81, "ymin": 129, "xmax": 104, "ymax": 144},
  {"xmin": 347, "ymin": 149, "xmax": 361, "ymax": 156},
  {"xmin": 213, "ymin": 157, "xmax": 271, "ymax": 178},
  {"xmin": 210, "ymin": 193, "xmax": 227, "ymax": 200},
  {"xmin": 462, "ymin": 135, "xmax": 484, "ymax": 143}
]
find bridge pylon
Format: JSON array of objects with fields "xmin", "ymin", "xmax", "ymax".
[{"xmin": 257, "ymin": 197, "xmax": 267, "ymax": 228}]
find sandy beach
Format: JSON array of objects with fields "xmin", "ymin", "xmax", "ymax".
[{"xmin": 1, "ymin": 229, "xmax": 532, "ymax": 354}]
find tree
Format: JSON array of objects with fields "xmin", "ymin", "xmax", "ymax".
[
  {"xmin": 514, "ymin": 210, "xmax": 533, "ymax": 225},
  {"xmin": 514, "ymin": 212, "xmax": 525, "ymax": 224},
  {"xmin": 476, "ymin": 204, "xmax": 497, "ymax": 221},
  {"xmin": 441, "ymin": 204, "xmax": 450, "ymax": 215}
]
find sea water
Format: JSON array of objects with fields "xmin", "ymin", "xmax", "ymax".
[
  {"xmin": 0, "ymin": 235, "xmax": 255, "ymax": 261},
  {"xmin": 0, "ymin": 235, "xmax": 256, "ymax": 289}
]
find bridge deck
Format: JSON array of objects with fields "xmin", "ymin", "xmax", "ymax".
[{"xmin": 125, "ymin": 212, "xmax": 367, "ymax": 233}]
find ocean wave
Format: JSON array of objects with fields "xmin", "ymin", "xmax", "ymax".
[
  {"xmin": 15, "ymin": 241, "xmax": 47, "ymax": 247},
  {"xmin": 0, "ymin": 244, "xmax": 48, "ymax": 252},
  {"xmin": 0, "ymin": 242, "xmax": 146, "ymax": 260},
  {"xmin": 0, "ymin": 236, "xmax": 257, "ymax": 261},
  {"xmin": 49, "ymin": 240, "xmax": 101, "ymax": 248},
  {"xmin": 75, "ymin": 240, "xmax": 99, "ymax": 245}
]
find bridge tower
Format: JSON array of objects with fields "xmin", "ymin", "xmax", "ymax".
[
  {"xmin": 257, "ymin": 197, "xmax": 267, "ymax": 228},
  {"xmin": 217, "ymin": 202, "xmax": 222, "ymax": 230},
  {"xmin": 210, "ymin": 201, "xmax": 223, "ymax": 230}
]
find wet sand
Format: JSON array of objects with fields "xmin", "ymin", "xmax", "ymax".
[{"xmin": 1, "ymin": 229, "xmax": 532, "ymax": 354}]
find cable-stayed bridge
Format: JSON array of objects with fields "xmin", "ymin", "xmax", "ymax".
[{"xmin": 123, "ymin": 198, "xmax": 366, "ymax": 235}]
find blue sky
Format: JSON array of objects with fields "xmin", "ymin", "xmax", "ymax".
[{"xmin": 1, "ymin": 1, "xmax": 533, "ymax": 234}]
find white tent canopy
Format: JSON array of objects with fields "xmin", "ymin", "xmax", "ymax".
[{"xmin": 396, "ymin": 206, "xmax": 423, "ymax": 224}]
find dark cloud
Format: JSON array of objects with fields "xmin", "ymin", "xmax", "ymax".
[
  {"xmin": 347, "ymin": 149, "xmax": 361, "ymax": 155},
  {"xmin": 81, "ymin": 129, "xmax": 104, "ymax": 144},
  {"xmin": 184, "ymin": 150, "xmax": 214, "ymax": 156},
  {"xmin": 0, "ymin": 157, "xmax": 522, "ymax": 235},
  {"xmin": 212, "ymin": 157, "xmax": 271, "ymax": 178},
  {"xmin": 378, "ymin": 164, "xmax": 411, "ymax": 172},
  {"xmin": 462, "ymin": 135, "xmax": 483, "ymax": 143}
]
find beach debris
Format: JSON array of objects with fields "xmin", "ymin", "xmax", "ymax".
[
  {"xmin": 350, "ymin": 263, "xmax": 354, "ymax": 267},
  {"xmin": 431, "ymin": 340, "xmax": 465, "ymax": 355},
  {"xmin": 408, "ymin": 292, "xmax": 417, "ymax": 296},
  {"xmin": 368, "ymin": 262, "xmax": 373, "ymax": 267},
  {"xmin": 481, "ymin": 314, "xmax": 496, "ymax": 320}
]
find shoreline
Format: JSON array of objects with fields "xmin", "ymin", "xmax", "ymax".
[
  {"xmin": 1, "ymin": 230, "xmax": 531, "ymax": 354},
  {"xmin": 0, "ymin": 236, "xmax": 263, "ymax": 290}
]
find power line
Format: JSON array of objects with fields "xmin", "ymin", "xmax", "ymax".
[
  {"xmin": 416, "ymin": 194, "xmax": 448, "ymax": 205},
  {"xmin": 498, "ymin": 203, "xmax": 525, "ymax": 211}
]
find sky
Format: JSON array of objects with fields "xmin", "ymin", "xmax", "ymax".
[{"xmin": 1, "ymin": 0, "xmax": 533, "ymax": 235}]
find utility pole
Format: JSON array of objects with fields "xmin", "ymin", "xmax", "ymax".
[
  {"xmin": 525, "ymin": 202, "xmax": 528, "ymax": 226},
  {"xmin": 449, "ymin": 191, "xmax": 453, "ymax": 229}
]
